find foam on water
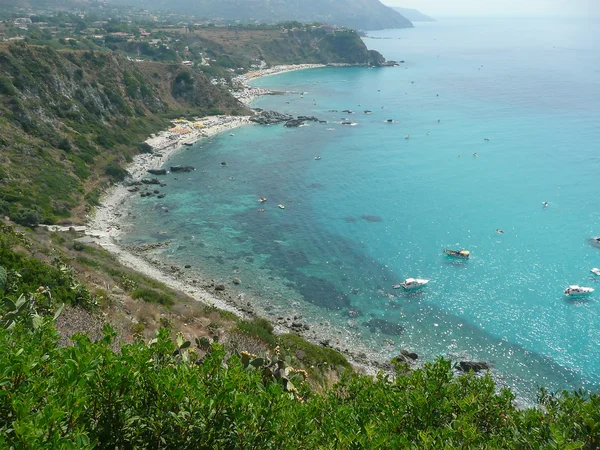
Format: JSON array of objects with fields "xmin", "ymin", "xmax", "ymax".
[{"xmin": 121, "ymin": 18, "xmax": 600, "ymax": 400}]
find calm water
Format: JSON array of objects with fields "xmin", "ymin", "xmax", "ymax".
[{"xmin": 121, "ymin": 18, "xmax": 600, "ymax": 401}]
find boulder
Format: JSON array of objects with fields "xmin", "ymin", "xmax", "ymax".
[
  {"xmin": 284, "ymin": 119, "xmax": 305, "ymax": 128},
  {"xmin": 147, "ymin": 169, "xmax": 167, "ymax": 176},
  {"xmin": 400, "ymin": 349, "xmax": 418, "ymax": 360},
  {"xmin": 456, "ymin": 361, "xmax": 490, "ymax": 373},
  {"xmin": 170, "ymin": 165, "xmax": 195, "ymax": 173},
  {"xmin": 141, "ymin": 178, "xmax": 160, "ymax": 185},
  {"xmin": 232, "ymin": 278, "xmax": 241, "ymax": 285},
  {"xmin": 214, "ymin": 284, "xmax": 226, "ymax": 291}
]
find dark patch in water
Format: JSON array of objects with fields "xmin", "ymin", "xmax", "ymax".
[
  {"xmin": 309, "ymin": 183, "xmax": 325, "ymax": 189},
  {"xmin": 266, "ymin": 249, "xmax": 311, "ymax": 268},
  {"xmin": 344, "ymin": 216, "xmax": 357, "ymax": 223},
  {"xmin": 205, "ymin": 255, "xmax": 226, "ymax": 265},
  {"xmin": 361, "ymin": 215, "xmax": 382, "ymax": 223},
  {"xmin": 364, "ymin": 318, "xmax": 405, "ymax": 336},
  {"xmin": 290, "ymin": 274, "xmax": 351, "ymax": 310}
]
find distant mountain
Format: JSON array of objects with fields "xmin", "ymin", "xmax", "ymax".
[
  {"xmin": 392, "ymin": 7, "xmax": 435, "ymax": 22},
  {"xmin": 106, "ymin": 0, "xmax": 414, "ymax": 30}
]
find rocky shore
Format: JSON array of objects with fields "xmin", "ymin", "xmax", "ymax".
[{"xmin": 85, "ymin": 63, "xmax": 493, "ymax": 380}]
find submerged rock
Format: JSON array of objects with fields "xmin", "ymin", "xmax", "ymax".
[{"xmin": 141, "ymin": 178, "xmax": 160, "ymax": 185}]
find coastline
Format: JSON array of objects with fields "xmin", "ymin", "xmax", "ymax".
[{"xmin": 85, "ymin": 63, "xmax": 384, "ymax": 373}]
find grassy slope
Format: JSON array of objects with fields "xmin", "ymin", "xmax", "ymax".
[{"xmin": 0, "ymin": 43, "xmax": 248, "ymax": 225}]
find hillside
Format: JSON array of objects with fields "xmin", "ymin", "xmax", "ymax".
[
  {"xmin": 107, "ymin": 0, "xmax": 414, "ymax": 30},
  {"xmin": 0, "ymin": 43, "xmax": 247, "ymax": 226},
  {"xmin": 392, "ymin": 7, "xmax": 436, "ymax": 22}
]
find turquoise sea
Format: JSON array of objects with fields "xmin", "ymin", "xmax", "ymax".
[{"xmin": 121, "ymin": 18, "xmax": 600, "ymax": 401}]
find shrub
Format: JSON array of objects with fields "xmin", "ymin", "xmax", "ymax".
[
  {"xmin": 11, "ymin": 207, "xmax": 42, "ymax": 227},
  {"xmin": 104, "ymin": 162, "xmax": 129, "ymax": 181},
  {"xmin": 131, "ymin": 288, "xmax": 173, "ymax": 306},
  {"xmin": 235, "ymin": 317, "xmax": 276, "ymax": 346}
]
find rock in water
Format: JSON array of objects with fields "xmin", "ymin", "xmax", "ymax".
[
  {"xmin": 147, "ymin": 169, "xmax": 167, "ymax": 175},
  {"xmin": 250, "ymin": 110, "xmax": 293, "ymax": 125},
  {"xmin": 456, "ymin": 361, "xmax": 491, "ymax": 372},
  {"xmin": 170, "ymin": 165, "xmax": 195, "ymax": 173}
]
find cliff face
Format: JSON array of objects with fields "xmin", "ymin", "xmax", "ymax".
[
  {"xmin": 0, "ymin": 44, "xmax": 246, "ymax": 224},
  {"xmin": 107, "ymin": 0, "xmax": 413, "ymax": 30},
  {"xmin": 243, "ymin": 30, "xmax": 386, "ymax": 66}
]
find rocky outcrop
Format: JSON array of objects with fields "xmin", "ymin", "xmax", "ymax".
[
  {"xmin": 283, "ymin": 119, "xmax": 306, "ymax": 128},
  {"xmin": 250, "ymin": 110, "xmax": 293, "ymax": 125},
  {"xmin": 456, "ymin": 361, "xmax": 491, "ymax": 373},
  {"xmin": 170, "ymin": 165, "xmax": 195, "ymax": 173},
  {"xmin": 141, "ymin": 178, "xmax": 161, "ymax": 185},
  {"xmin": 147, "ymin": 169, "xmax": 167, "ymax": 175}
]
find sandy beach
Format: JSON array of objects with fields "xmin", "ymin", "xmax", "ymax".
[{"xmin": 231, "ymin": 64, "xmax": 326, "ymax": 105}]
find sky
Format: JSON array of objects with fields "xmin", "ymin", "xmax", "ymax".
[{"xmin": 382, "ymin": 0, "xmax": 600, "ymax": 18}]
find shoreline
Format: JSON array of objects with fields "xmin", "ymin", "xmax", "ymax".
[{"xmin": 85, "ymin": 63, "xmax": 385, "ymax": 374}]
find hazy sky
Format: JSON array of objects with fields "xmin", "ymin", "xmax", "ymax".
[{"xmin": 382, "ymin": 0, "xmax": 600, "ymax": 17}]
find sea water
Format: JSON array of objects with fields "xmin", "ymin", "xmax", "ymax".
[{"xmin": 120, "ymin": 18, "xmax": 600, "ymax": 401}]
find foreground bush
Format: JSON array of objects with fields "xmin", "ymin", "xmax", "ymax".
[{"xmin": 0, "ymin": 317, "xmax": 599, "ymax": 449}]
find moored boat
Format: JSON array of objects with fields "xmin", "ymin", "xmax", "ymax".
[
  {"xmin": 444, "ymin": 249, "xmax": 470, "ymax": 259},
  {"xmin": 564, "ymin": 285, "xmax": 594, "ymax": 297},
  {"xmin": 402, "ymin": 278, "xmax": 430, "ymax": 290},
  {"xmin": 591, "ymin": 268, "xmax": 600, "ymax": 276}
]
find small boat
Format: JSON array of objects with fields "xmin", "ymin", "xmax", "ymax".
[
  {"xmin": 405, "ymin": 135, "xmax": 410, "ymax": 139},
  {"xmin": 444, "ymin": 249, "xmax": 470, "ymax": 259},
  {"xmin": 591, "ymin": 237, "xmax": 600, "ymax": 245},
  {"xmin": 484, "ymin": 137, "xmax": 490, "ymax": 141},
  {"xmin": 257, "ymin": 197, "xmax": 267, "ymax": 203},
  {"xmin": 591, "ymin": 268, "xmax": 600, "ymax": 276},
  {"xmin": 315, "ymin": 156, "xmax": 321, "ymax": 160},
  {"xmin": 229, "ymin": 133, "xmax": 235, "ymax": 136},
  {"xmin": 392, "ymin": 284, "xmax": 401, "ymax": 289},
  {"xmin": 564, "ymin": 285, "xmax": 594, "ymax": 297},
  {"xmin": 402, "ymin": 278, "xmax": 430, "ymax": 290},
  {"xmin": 364, "ymin": 110, "xmax": 372, "ymax": 114},
  {"xmin": 386, "ymin": 119, "xmax": 394, "ymax": 123},
  {"xmin": 278, "ymin": 204, "xmax": 285, "ymax": 209},
  {"xmin": 183, "ymin": 142, "xmax": 193, "ymax": 146}
]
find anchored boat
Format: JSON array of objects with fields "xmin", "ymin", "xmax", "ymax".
[
  {"xmin": 444, "ymin": 249, "xmax": 470, "ymax": 259},
  {"xmin": 564, "ymin": 285, "xmax": 594, "ymax": 297},
  {"xmin": 402, "ymin": 278, "xmax": 430, "ymax": 290}
]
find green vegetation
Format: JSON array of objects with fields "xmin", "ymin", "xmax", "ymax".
[
  {"xmin": 235, "ymin": 317, "xmax": 277, "ymax": 346},
  {"xmin": 1, "ymin": 222, "xmax": 600, "ymax": 448},
  {"xmin": 0, "ymin": 43, "xmax": 245, "ymax": 224},
  {"xmin": 131, "ymin": 287, "xmax": 174, "ymax": 306},
  {"xmin": 1, "ymin": 316, "xmax": 599, "ymax": 448}
]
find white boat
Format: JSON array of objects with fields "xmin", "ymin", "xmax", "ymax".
[
  {"xmin": 591, "ymin": 268, "xmax": 600, "ymax": 276},
  {"xmin": 278, "ymin": 204, "xmax": 285, "ymax": 209},
  {"xmin": 564, "ymin": 285, "xmax": 594, "ymax": 297},
  {"xmin": 402, "ymin": 278, "xmax": 430, "ymax": 290}
]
